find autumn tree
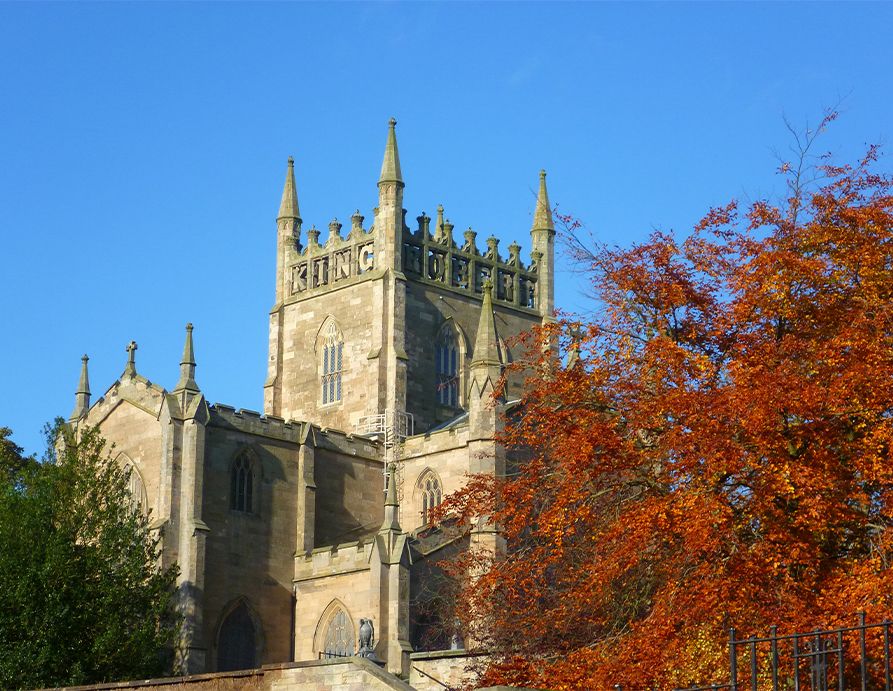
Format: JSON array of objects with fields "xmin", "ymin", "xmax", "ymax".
[
  {"xmin": 0, "ymin": 424, "xmax": 179, "ymax": 689},
  {"xmin": 439, "ymin": 117, "xmax": 893, "ymax": 689}
]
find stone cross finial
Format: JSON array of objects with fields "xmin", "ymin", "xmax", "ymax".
[{"xmin": 124, "ymin": 340, "xmax": 138, "ymax": 377}]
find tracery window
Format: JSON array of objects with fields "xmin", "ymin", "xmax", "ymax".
[
  {"xmin": 217, "ymin": 601, "xmax": 257, "ymax": 671},
  {"xmin": 419, "ymin": 470, "xmax": 443, "ymax": 525},
  {"xmin": 322, "ymin": 608, "xmax": 353, "ymax": 657},
  {"xmin": 122, "ymin": 461, "xmax": 148, "ymax": 516},
  {"xmin": 230, "ymin": 452, "xmax": 254, "ymax": 513},
  {"xmin": 321, "ymin": 321, "xmax": 343, "ymax": 405},
  {"xmin": 435, "ymin": 326, "xmax": 459, "ymax": 408}
]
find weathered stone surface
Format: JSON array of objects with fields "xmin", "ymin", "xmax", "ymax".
[
  {"xmin": 65, "ymin": 121, "xmax": 556, "ymax": 682},
  {"xmin": 46, "ymin": 658, "xmax": 414, "ymax": 691}
]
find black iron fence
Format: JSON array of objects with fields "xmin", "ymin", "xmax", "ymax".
[
  {"xmin": 670, "ymin": 613, "xmax": 892, "ymax": 691},
  {"xmin": 318, "ymin": 649, "xmax": 354, "ymax": 659}
]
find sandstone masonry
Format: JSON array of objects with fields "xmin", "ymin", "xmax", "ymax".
[{"xmin": 65, "ymin": 120, "xmax": 556, "ymax": 688}]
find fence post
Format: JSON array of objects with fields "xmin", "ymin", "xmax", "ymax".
[
  {"xmin": 729, "ymin": 627, "xmax": 738, "ymax": 691},
  {"xmin": 770, "ymin": 625, "xmax": 779, "ymax": 691},
  {"xmin": 812, "ymin": 629, "xmax": 826, "ymax": 691},
  {"xmin": 837, "ymin": 629, "xmax": 844, "ymax": 691},
  {"xmin": 884, "ymin": 620, "xmax": 891, "ymax": 691},
  {"xmin": 860, "ymin": 611, "xmax": 868, "ymax": 691},
  {"xmin": 750, "ymin": 636, "xmax": 758, "ymax": 691}
]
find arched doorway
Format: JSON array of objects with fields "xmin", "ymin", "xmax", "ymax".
[{"xmin": 217, "ymin": 601, "xmax": 259, "ymax": 671}]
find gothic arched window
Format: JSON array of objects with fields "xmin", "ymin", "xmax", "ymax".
[
  {"xmin": 230, "ymin": 452, "xmax": 254, "ymax": 513},
  {"xmin": 322, "ymin": 607, "xmax": 353, "ymax": 657},
  {"xmin": 418, "ymin": 469, "xmax": 443, "ymax": 526},
  {"xmin": 320, "ymin": 320, "xmax": 343, "ymax": 405},
  {"xmin": 217, "ymin": 601, "xmax": 258, "ymax": 671},
  {"xmin": 117, "ymin": 454, "xmax": 148, "ymax": 517},
  {"xmin": 435, "ymin": 326, "xmax": 459, "ymax": 408}
]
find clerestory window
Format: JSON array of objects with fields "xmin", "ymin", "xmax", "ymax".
[
  {"xmin": 435, "ymin": 327, "xmax": 459, "ymax": 408},
  {"xmin": 321, "ymin": 321, "xmax": 343, "ymax": 405},
  {"xmin": 230, "ymin": 452, "xmax": 254, "ymax": 513},
  {"xmin": 418, "ymin": 470, "xmax": 443, "ymax": 526}
]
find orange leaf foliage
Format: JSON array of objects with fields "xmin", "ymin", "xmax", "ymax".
[{"xmin": 438, "ymin": 143, "xmax": 893, "ymax": 689}]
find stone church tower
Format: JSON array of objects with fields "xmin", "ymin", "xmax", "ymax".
[{"xmin": 66, "ymin": 120, "xmax": 555, "ymax": 688}]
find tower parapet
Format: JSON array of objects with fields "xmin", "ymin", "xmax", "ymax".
[
  {"xmin": 281, "ymin": 198, "xmax": 542, "ymax": 314},
  {"xmin": 285, "ymin": 215, "xmax": 378, "ymax": 298},
  {"xmin": 401, "ymin": 209, "xmax": 541, "ymax": 313},
  {"xmin": 273, "ymin": 125, "xmax": 548, "ymax": 317},
  {"xmin": 267, "ymin": 121, "xmax": 555, "ymax": 431}
]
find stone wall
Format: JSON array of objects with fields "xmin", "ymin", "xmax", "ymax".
[
  {"xmin": 408, "ymin": 650, "xmax": 488, "ymax": 691},
  {"xmin": 268, "ymin": 273, "xmax": 385, "ymax": 433},
  {"xmin": 201, "ymin": 417, "xmax": 302, "ymax": 670},
  {"xmin": 44, "ymin": 658, "xmax": 547, "ymax": 691},
  {"xmin": 404, "ymin": 281, "xmax": 539, "ymax": 433},
  {"xmin": 400, "ymin": 425, "xmax": 470, "ymax": 533},
  {"xmin": 313, "ymin": 446, "xmax": 384, "ymax": 546},
  {"xmin": 46, "ymin": 658, "xmax": 415, "ymax": 691},
  {"xmin": 85, "ymin": 378, "xmax": 167, "ymax": 544},
  {"xmin": 293, "ymin": 542, "xmax": 375, "ymax": 661}
]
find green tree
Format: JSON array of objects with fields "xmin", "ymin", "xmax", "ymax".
[
  {"xmin": 0, "ymin": 427, "xmax": 32, "ymax": 483},
  {"xmin": 0, "ymin": 423, "xmax": 179, "ymax": 689}
]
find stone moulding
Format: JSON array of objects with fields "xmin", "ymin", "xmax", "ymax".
[
  {"xmin": 282, "ymin": 204, "xmax": 542, "ymax": 317},
  {"xmin": 287, "ymin": 219, "xmax": 377, "ymax": 298},
  {"xmin": 402, "ymin": 217, "xmax": 540, "ymax": 313}
]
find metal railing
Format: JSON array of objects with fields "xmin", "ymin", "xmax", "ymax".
[
  {"xmin": 318, "ymin": 649, "xmax": 354, "ymax": 659},
  {"xmin": 671, "ymin": 613, "xmax": 892, "ymax": 691},
  {"xmin": 355, "ymin": 408, "xmax": 414, "ymax": 440}
]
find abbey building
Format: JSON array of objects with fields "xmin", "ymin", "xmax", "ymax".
[{"xmin": 66, "ymin": 120, "xmax": 556, "ymax": 688}]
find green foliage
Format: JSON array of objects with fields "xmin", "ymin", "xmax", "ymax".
[
  {"xmin": 0, "ymin": 423, "xmax": 179, "ymax": 689},
  {"xmin": 0, "ymin": 427, "xmax": 33, "ymax": 484}
]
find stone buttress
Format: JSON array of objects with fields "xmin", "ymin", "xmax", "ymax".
[{"xmin": 63, "ymin": 120, "xmax": 561, "ymax": 681}]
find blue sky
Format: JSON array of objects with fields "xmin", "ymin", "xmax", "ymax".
[{"xmin": 1, "ymin": 2, "xmax": 891, "ymax": 456}]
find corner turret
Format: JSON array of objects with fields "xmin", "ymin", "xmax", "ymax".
[
  {"xmin": 373, "ymin": 118, "xmax": 409, "ymax": 419},
  {"xmin": 278, "ymin": 156, "xmax": 301, "ymax": 222},
  {"xmin": 69, "ymin": 354, "xmax": 91, "ymax": 422},
  {"xmin": 378, "ymin": 118, "xmax": 403, "ymax": 187},
  {"xmin": 380, "ymin": 462, "xmax": 401, "ymax": 534},
  {"xmin": 376, "ymin": 118, "xmax": 405, "ymax": 273},
  {"xmin": 468, "ymin": 281, "xmax": 504, "ymax": 438},
  {"xmin": 173, "ymin": 323, "xmax": 200, "ymax": 393},
  {"xmin": 372, "ymin": 459, "xmax": 411, "ymax": 676},
  {"xmin": 471, "ymin": 281, "xmax": 502, "ymax": 368},
  {"xmin": 530, "ymin": 169, "xmax": 555, "ymax": 318},
  {"xmin": 275, "ymin": 157, "xmax": 302, "ymax": 305}
]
